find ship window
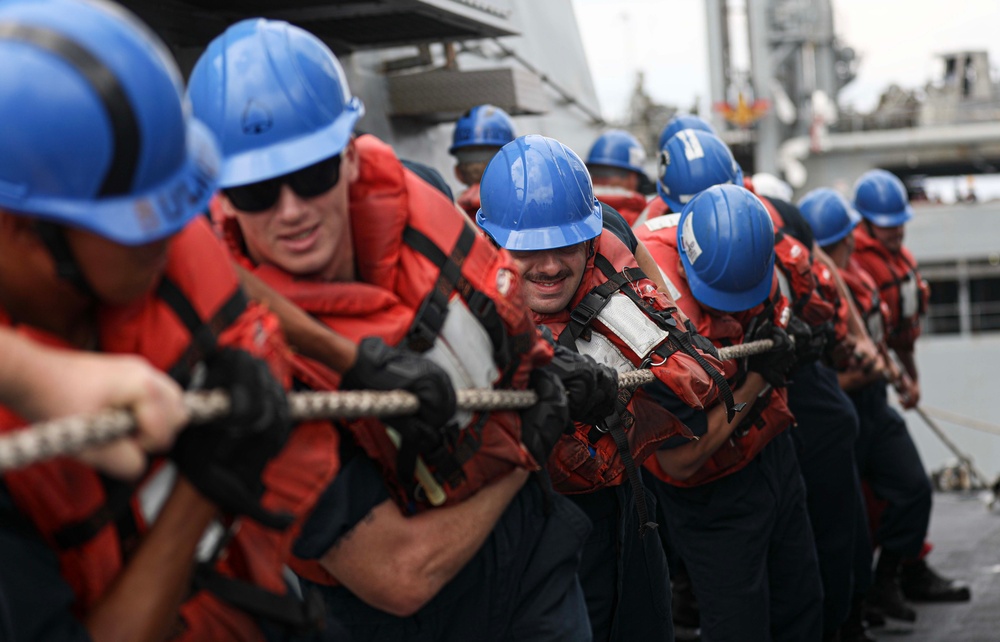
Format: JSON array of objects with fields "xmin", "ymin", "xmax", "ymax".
[
  {"xmin": 926, "ymin": 278, "xmax": 960, "ymax": 335},
  {"xmin": 970, "ymin": 277, "xmax": 1000, "ymax": 333}
]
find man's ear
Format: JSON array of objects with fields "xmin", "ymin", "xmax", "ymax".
[
  {"xmin": 343, "ymin": 138, "xmax": 360, "ymax": 184},
  {"xmin": 213, "ymin": 192, "xmax": 236, "ymax": 221}
]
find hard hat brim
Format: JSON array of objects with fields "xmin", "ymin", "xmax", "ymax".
[
  {"xmin": 477, "ymin": 202, "xmax": 603, "ymax": 251},
  {"xmin": 1, "ymin": 119, "xmax": 221, "ymax": 246},
  {"xmin": 856, "ymin": 206, "xmax": 913, "ymax": 228},
  {"xmin": 684, "ymin": 253, "xmax": 776, "ymax": 314},
  {"xmin": 815, "ymin": 223, "xmax": 858, "ymax": 247},
  {"xmin": 219, "ymin": 98, "xmax": 363, "ymax": 188},
  {"xmin": 587, "ymin": 159, "xmax": 645, "ymax": 176}
]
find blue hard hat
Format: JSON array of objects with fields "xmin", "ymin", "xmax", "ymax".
[
  {"xmin": 188, "ymin": 18, "xmax": 364, "ymax": 189},
  {"xmin": 798, "ymin": 188, "xmax": 862, "ymax": 247},
  {"xmin": 476, "ymin": 135, "xmax": 603, "ymax": 251},
  {"xmin": 657, "ymin": 130, "xmax": 743, "ymax": 213},
  {"xmin": 449, "ymin": 104, "xmax": 516, "ymax": 155},
  {"xmin": 0, "ymin": 0, "xmax": 220, "ymax": 245},
  {"xmin": 586, "ymin": 129, "xmax": 647, "ymax": 175},
  {"xmin": 658, "ymin": 114, "xmax": 716, "ymax": 151},
  {"xmin": 678, "ymin": 185, "xmax": 775, "ymax": 313},
  {"xmin": 852, "ymin": 169, "xmax": 913, "ymax": 227}
]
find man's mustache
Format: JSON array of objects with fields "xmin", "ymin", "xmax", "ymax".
[{"xmin": 524, "ymin": 269, "xmax": 573, "ymax": 283}]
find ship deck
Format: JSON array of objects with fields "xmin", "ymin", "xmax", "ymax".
[
  {"xmin": 872, "ymin": 490, "xmax": 1000, "ymax": 641},
  {"xmin": 673, "ymin": 490, "xmax": 998, "ymax": 641}
]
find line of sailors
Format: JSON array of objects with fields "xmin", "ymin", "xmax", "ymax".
[{"xmin": 0, "ymin": 2, "xmax": 970, "ymax": 642}]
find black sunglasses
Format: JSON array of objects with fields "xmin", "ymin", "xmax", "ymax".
[{"xmin": 223, "ymin": 155, "xmax": 342, "ymax": 212}]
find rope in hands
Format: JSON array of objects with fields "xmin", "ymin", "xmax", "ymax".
[{"xmin": 0, "ymin": 339, "xmax": 778, "ymax": 472}]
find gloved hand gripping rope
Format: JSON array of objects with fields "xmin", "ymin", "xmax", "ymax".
[{"xmin": 0, "ymin": 338, "xmax": 783, "ymax": 473}]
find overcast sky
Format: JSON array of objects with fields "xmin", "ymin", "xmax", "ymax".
[{"xmin": 572, "ymin": 0, "xmax": 1000, "ymax": 121}]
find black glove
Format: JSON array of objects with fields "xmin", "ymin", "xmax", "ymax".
[
  {"xmin": 342, "ymin": 337, "xmax": 457, "ymax": 428},
  {"xmin": 545, "ymin": 344, "xmax": 619, "ymax": 426},
  {"xmin": 686, "ymin": 319, "xmax": 720, "ymax": 360},
  {"xmin": 520, "ymin": 369, "xmax": 572, "ymax": 466},
  {"xmin": 745, "ymin": 321, "xmax": 797, "ymax": 387},
  {"xmin": 786, "ymin": 315, "xmax": 826, "ymax": 366},
  {"xmin": 170, "ymin": 348, "xmax": 293, "ymax": 529}
]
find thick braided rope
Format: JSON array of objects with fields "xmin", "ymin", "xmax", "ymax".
[{"xmin": 0, "ymin": 339, "xmax": 774, "ymax": 472}]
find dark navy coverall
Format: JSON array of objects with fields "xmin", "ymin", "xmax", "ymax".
[
  {"xmin": 294, "ymin": 441, "xmax": 593, "ymax": 642},
  {"xmin": 850, "ymin": 382, "xmax": 932, "ymax": 559},
  {"xmin": 649, "ymin": 431, "xmax": 824, "ymax": 642},
  {"xmin": 786, "ymin": 360, "xmax": 865, "ymax": 635}
]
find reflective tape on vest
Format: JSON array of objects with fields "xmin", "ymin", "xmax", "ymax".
[
  {"xmin": 866, "ymin": 310, "xmax": 885, "ymax": 345},
  {"xmin": 776, "ymin": 269, "xmax": 792, "ymax": 303},
  {"xmin": 423, "ymin": 295, "xmax": 500, "ymax": 427},
  {"xmin": 642, "ymin": 212, "xmax": 681, "ymax": 232},
  {"xmin": 586, "ymin": 291, "xmax": 671, "ymax": 361},
  {"xmin": 138, "ymin": 463, "xmax": 228, "ymax": 563},
  {"xmin": 900, "ymin": 275, "xmax": 919, "ymax": 320},
  {"xmin": 576, "ymin": 330, "xmax": 636, "ymax": 374}
]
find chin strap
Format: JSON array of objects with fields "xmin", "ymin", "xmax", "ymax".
[{"xmin": 34, "ymin": 221, "xmax": 98, "ymax": 299}]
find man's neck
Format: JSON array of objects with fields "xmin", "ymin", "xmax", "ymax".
[{"xmin": 318, "ymin": 244, "xmax": 357, "ymax": 283}]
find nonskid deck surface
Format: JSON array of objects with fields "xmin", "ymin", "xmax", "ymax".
[
  {"xmin": 673, "ymin": 491, "xmax": 996, "ymax": 642},
  {"xmin": 872, "ymin": 492, "xmax": 998, "ymax": 641}
]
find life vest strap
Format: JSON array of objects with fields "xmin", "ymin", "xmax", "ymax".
[
  {"xmin": 193, "ymin": 563, "xmax": 325, "ymax": 633},
  {"xmin": 591, "ymin": 254, "xmax": 737, "ymax": 420},
  {"xmin": 602, "ymin": 405, "xmax": 658, "ymax": 537},
  {"xmin": 158, "ymin": 279, "xmax": 248, "ymax": 385},
  {"xmin": 403, "ymin": 225, "xmax": 475, "ymax": 353},
  {"xmin": 50, "ymin": 475, "xmax": 135, "ymax": 551}
]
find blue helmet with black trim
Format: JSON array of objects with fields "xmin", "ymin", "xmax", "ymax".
[{"xmin": 0, "ymin": 0, "xmax": 220, "ymax": 245}]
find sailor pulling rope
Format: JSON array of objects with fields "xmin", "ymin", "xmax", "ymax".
[{"xmin": 0, "ymin": 339, "xmax": 779, "ymax": 473}]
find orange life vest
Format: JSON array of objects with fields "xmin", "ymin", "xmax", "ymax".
[
  {"xmin": 841, "ymin": 257, "xmax": 889, "ymax": 346},
  {"xmin": 0, "ymin": 217, "xmax": 337, "ymax": 640},
  {"xmin": 852, "ymin": 224, "xmax": 928, "ymax": 351},
  {"xmin": 594, "ymin": 185, "xmax": 649, "ymax": 227},
  {"xmin": 755, "ymin": 195, "xmax": 839, "ymax": 330},
  {"xmin": 534, "ymin": 229, "xmax": 728, "ymax": 494},
  {"xmin": 217, "ymin": 134, "xmax": 550, "ymax": 515},
  {"xmin": 635, "ymin": 195, "xmax": 670, "ymax": 227},
  {"xmin": 456, "ymin": 183, "xmax": 481, "ymax": 220},
  {"xmin": 636, "ymin": 214, "xmax": 796, "ymax": 486}
]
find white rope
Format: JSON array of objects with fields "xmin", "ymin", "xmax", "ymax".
[{"xmin": 0, "ymin": 339, "xmax": 774, "ymax": 472}]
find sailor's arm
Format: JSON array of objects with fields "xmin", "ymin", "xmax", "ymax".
[
  {"xmin": 893, "ymin": 346, "xmax": 921, "ymax": 408},
  {"xmin": 85, "ymin": 479, "xmax": 216, "ymax": 642},
  {"xmin": 655, "ymin": 372, "xmax": 769, "ymax": 481},
  {"xmin": 813, "ymin": 245, "xmax": 881, "ymax": 370},
  {"xmin": 320, "ymin": 469, "xmax": 529, "ymax": 617}
]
